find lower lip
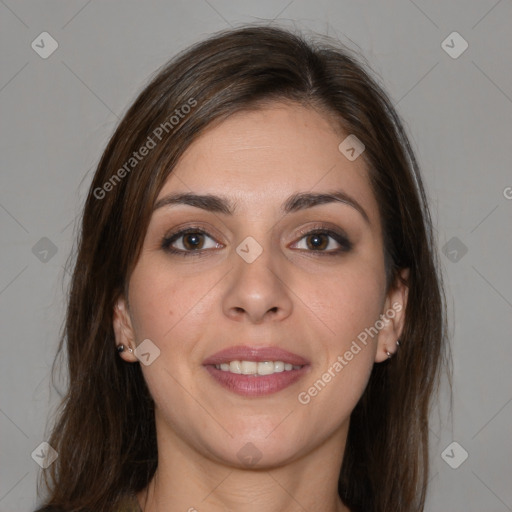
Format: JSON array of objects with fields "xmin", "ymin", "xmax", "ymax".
[{"xmin": 204, "ymin": 365, "xmax": 310, "ymax": 397}]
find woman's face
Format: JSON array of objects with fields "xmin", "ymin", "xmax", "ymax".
[{"xmin": 114, "ymin": 102, "xmax": 407, "ymax": 468}]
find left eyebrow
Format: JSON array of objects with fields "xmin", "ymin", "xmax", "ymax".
[
  {"xmin": 153, "ymin": 190, "xmax": 370, "ymax": 225},
  {"xmin": 283, "ymin": 191, "xmax": 370, "ymax": 224}
]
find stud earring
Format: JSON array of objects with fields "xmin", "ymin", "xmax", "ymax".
[
  {"xmin": 117, "ymin": 344, "xmax": 133, "ymax": 353},
  {"xmin": 386, "ymin": 339, "xmax": 401, "ymax": 359}
]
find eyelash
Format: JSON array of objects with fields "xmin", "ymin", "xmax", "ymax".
[{"xmin": 161, "ymin": 224, "xmax": 353, "ymax": 257}]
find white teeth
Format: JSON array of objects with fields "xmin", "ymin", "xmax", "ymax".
[
  {"xmin": 229, "ymin": 360, "xmax": 242, "ymax": 374},
  {"xmin": 214, "ymin": 360, "xmax": 303, "ymax": 375},
  {"xmin": 257, "ymin": 361, "xmax": 275, "ymax": 376},
  {"xmin": 241, "ymin": 361, "xmax": 258, "ymax": 375},
  {"xmin": 274, "ymin": 361, "xmax": 285, "ymax": 372}
]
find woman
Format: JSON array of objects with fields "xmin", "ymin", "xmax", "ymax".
[{"xmin": 35, "ymin": 25, "xmax": 450, "ymax": 512}]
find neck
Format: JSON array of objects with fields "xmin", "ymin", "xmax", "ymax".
[{"xmin": 137, "ymin": 414, "xmax": 351, "ymax": 512}]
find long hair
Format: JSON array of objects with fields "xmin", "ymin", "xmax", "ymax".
[{"xmin": 35, "ymin": 24, "xmax": 450, "ymax": 512}]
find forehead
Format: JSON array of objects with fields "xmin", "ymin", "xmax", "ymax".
[{"xmin": 156, "ymin": 103, "xmax": 378, "ymax": 222}]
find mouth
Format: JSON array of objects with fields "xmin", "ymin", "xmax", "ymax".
[{"xmin": 202, "ymin": 345, "xmax": 310, "ymax": 397}]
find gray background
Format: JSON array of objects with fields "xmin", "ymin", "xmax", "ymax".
[{"xmin": 1, "ymin": 1, "xmax": 511, "ymax": 511}]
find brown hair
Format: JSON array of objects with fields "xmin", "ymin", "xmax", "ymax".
[{"xmin": 35, "ymin": 24, "xmax": 450, "ymax": 512}]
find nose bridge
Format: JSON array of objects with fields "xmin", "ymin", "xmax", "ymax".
[{"xmin": 233, "ymin": 215, "xmax": 277, "ymax": 274}]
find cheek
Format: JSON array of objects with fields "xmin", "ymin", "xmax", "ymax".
[
  {"xmin": 126, "ymin": 258, "xmax": 217, "ymax": 346},
  {"xmin": 297, "ymin": 270, "xmax": 382, "ymax": 433},
  {"xmin": 126, "ymin": 255, "xmax": 179, "ymax": 339},
  {"xmin": 297, "ymin": 259, "xmax": 384, "ymax": 396},
  {"xmin": 303, "ymin": 261, "xmax": 386, "ymax": 345}
]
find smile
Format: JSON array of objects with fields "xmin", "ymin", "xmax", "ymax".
[{"xmin": 203, "ymin": 345, "xmax": 310, "ymax": 396}]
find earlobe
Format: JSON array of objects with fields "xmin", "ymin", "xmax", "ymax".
[
  {"xmin": 374, "ymin": 267, "xmax": 409, "ymax": 363},
  {"xmin": 113, "ymin": 296, "xmax": 138, "ymax": 362}
]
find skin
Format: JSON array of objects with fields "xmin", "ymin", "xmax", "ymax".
[{"xmin": 113, "ymin": 102, "xmax": 409, "ymax": 512}]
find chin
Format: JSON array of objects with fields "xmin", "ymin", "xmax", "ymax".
[{"xmin": 203, "ymin": 433, "xmax": 304, "ymax": 469}]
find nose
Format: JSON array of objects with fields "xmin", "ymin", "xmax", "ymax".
[{"xmin": 222, "ymin": 240, "xmax": 293, "ymax": 324}]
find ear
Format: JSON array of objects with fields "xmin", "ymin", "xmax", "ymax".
[
  {"xmin": 374, "ymin": 268, "xmax": 409, "ymax": 363},
  {"xmin": 113, "ymin": 295, "xmax": 138, "ymax": 363}
]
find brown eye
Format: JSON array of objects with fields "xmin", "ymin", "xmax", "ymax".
[
  {"xmin": 161, "ymin": 228, "xmax": 221, "ymax": 256},
  {"xmin": 293, "ymin": 228, "xmax": 352, "ymax": 254},
  {"xmin": 181, "ymin": 232, "xmax": 206, "ymax": 250},
  {"xmin": 304, "ymin": 232, "xmax": 329, "ymax": 251}
]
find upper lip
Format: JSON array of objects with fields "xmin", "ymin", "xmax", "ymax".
[{"xmin": 203, "ymin": 345, "xmax": 310, "ymax": 366}]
